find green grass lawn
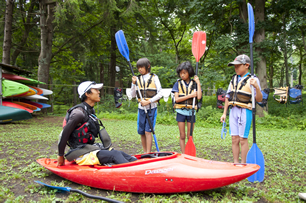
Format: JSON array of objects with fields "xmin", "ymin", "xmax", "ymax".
[{"xmin": 0, "ymin": 113, "xmax": 305, "ymax": 202}]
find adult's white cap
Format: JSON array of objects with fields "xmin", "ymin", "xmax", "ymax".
[{"xmin": 78, "ymin": 81, "xmax": 103, "ymax": 98}]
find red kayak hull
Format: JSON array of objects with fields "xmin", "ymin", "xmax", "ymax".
[
  {"xmin": 37, "ymin": 152, "xmax": 259, "ymax": 193},
  {"xmin": 2, "ymin": 101, "xmax": 33, "ymax": 113}
]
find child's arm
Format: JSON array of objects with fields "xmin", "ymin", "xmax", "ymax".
[
  {"xmin": 194, "ymin": 75, "xmax": 202, "ymax": 100},
  {"xmin": 130, "ymin": 76, "xmax": 137, "ymax": 98},
  {"xmin": 220, "ymin": 98, "xmax": 229, "ymax": 122},
  {"xmin": 175, "ymin": 91, "xmax": 197, "ymax": 103},
  {"xmin": 150, "ymin": 75, "xmax": 163, "ymax": 102},
  {"xmin": 250, "ymin": 78, "xmax": 263, "ymax": 102},
  {"xmin": 220, "ymin": 84, "xmax": 231, "ymax": 123}
]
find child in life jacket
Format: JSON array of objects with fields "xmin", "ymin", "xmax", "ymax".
[
  {"xmin": 131, "ymin": 58, "xmax": 163, "ymax": 153},
  {"xmin": 220, "ymin": 54, "xmax": 262, "ymax": 163},
  {"xmin": 171, "ymin": 61, "xmax": 202, "ymax": 154}
]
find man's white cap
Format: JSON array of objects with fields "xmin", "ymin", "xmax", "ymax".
[{"xmin": 78, "ymin": 81, "xmax": 103, "ymax": 98}]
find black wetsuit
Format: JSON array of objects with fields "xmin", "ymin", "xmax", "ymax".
[{"xmin": 58, "ymin": 102, "xmax": 136, "ymax": 164}]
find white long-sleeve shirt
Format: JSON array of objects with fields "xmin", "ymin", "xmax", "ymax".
[{"xmin": 131, "ymin": 73, "xmax": 163, "ymax": 110}]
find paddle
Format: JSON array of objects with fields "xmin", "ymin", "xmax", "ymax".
[
  {"xmin": 115, "ymin": 30, "xmax": 160, "ymax": 152},
  {"xmin": 35, "ymin": 181, "xmax": 124, "ymax": 203},
  {"xmin": 246, "ymin": 3, "xmax": 265, "ymax": 183},
  {"xmin": 185, "ymin": 31, "xmax": 206, "ymax": 156}
]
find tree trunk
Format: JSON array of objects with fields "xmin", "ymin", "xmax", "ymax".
[
  {"xmin": 38, "ymin": 0, "xmax": 55, "ymax": 89},
  {"xmin": 254, "ymin": 0, "xmax": 267, "ymax": 117},
  {"xmin": 280, "ymin": 64, "xmax": 284, "ymax": 87},
  {"xmin": 281, "ymin": 14, "xmax": 290, "ymax": 87},
  {"xmin": 108, "ymin": 25, "xmax": 116, "ymax": 95},
  {"xmin": 239, "ymin": 0, "xmax": 248, "ymax": 24},
  {"xmin": 2, "ymin": 0, "xmax": 14, "ymax": 64}
]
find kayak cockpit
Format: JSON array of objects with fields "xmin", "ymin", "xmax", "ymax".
[{"xmin": 93, "ymin": 151, "xmax": 178, "ymax": 169}]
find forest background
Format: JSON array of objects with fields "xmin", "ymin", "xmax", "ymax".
[{"xmin": 1, "ymin": 0, "xmax": 306, "ymax": 118}]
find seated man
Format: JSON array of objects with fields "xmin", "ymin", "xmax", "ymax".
[{"xmin": 57, "ymin": 81, "xmax": 137, "ymax": 167}]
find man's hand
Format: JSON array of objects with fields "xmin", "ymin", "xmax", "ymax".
[{"xmin": 57, "ymin": 156, "xmax": 65, "ymax": 167}]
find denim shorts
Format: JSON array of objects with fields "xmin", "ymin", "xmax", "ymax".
[
  {"xmin": 176, "ymin": 112, "xmax": 196, "ymax": 123},
  {"xmin": 137, "ymin": 108, "xmax": 157, "ymax": 134}
]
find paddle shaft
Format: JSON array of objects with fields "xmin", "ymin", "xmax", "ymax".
[
  {"xmin": 130, "ymin": 62, "xmax": 160, "ymax": 152},
  {"xmin": 189, "ymin": 62, "xmax": 199, "ymax": 137},
  {"xmin": 250, "ymin": 43, "xmax": 256, "ymax": 144},
  {"xmin": 71, "ymin": 189, "xmax": 124, "ymax": 203},
  {"xmin": 35, "ymin": 181, "xmax": 123, "ymax": 203}
]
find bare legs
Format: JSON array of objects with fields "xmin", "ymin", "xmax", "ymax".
[
  {"xmin": 140, "ymin": 132, "xmax": 152, "ymax": 153},
  {"xmin": 231, "ymin": 136, "xmax": 249, "ymax": 163},
  {"xmin": 178, "ymin": 121, "xmax": 194, "ymax": 154}
]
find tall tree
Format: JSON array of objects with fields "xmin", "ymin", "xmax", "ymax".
[
  {"xmin": 2, "ymin": 0, "xmax": 14, "ymax": 64},
  {"xmin": 254, "ymin": 0, "xmax": 267, "ymax": 116},
  {"xmin": 38, "ymin": 0, "xmax": 56, "ymax": 88}
]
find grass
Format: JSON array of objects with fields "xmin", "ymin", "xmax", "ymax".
[
  {"xmin": 1, "ymin": 92, "xmax": 306, "ymax": 202},
  {"xmin": 0, "ymin": 112, "xmax": 305, "ymax": 202}
]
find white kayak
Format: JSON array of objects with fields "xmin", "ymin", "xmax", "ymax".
[
  {"xmin": 24, "ymin": 94, "xmax": 49, "ymax": 100},
  {"xmin": 39, "ymin": 87, "xmax": 53, "ymax": 96}
]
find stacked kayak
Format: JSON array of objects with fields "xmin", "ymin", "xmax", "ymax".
[
  {"xmin": 0, "ymin": 106, "xmax": 32, "ymax": 124},
  {"xmin": 1, "ymin": 73, "xmax": 52, "ymax": 123},
  {"xmin": 37, "ymin": 152, "xmax": 260, "ymax": 193}
]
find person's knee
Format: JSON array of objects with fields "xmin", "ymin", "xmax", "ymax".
[
  {"xmin": 232, "ymin": 136, "xmax": 240, "ymax": 144},
  {"xmin": 240, "ymin": 137, "xmax": 248, "ymax": 144}
]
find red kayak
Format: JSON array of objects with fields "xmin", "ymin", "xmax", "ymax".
[
  {"xmin": 37, "ymin": 152, "xmax": 259, "ymax": 193},
  {"xmin": 2, "ymin": 101, "xmax": 33, "ymax": 113},
  {"xmin": 2, "ymin": 73, "xmax": 30, "ymax": 81}
]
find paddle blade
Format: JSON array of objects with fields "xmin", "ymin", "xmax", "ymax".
[
  {"xmin": 247, "ymin": 3, "xmax": 255, "ymax": 43},
  {"xmin": 35, "ymin": 181, "xmax": 71, "ymax": 192},
  {"xmin": 115, "ymin": 30, "xmax": 130, "ymax": 61},
  {"xmin": 246, "ymin": 143, "xmax": 265, "ymax": 182},
  {"xmin": 185, "ymin": 136, "xmax": 196, "ymax": 156},
  {"xmin": 192, "ymin": 31, "xmax": 206, "ymax": 62}
]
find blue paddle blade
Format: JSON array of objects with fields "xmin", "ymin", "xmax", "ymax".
[
  {"xmin": 115, "ymin": 30, "xmax": 130, "ymax": 62},
  {"xmin": 35, "ymin": 181, "xmax": 71, "ymax": 192},
  {"xmin": 247, "ymin": 3, "xmax": 255, "ymax": 43},
  {"xmin": 246, "ymin": 143, "xmax": 265, "ymax": 182}
]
